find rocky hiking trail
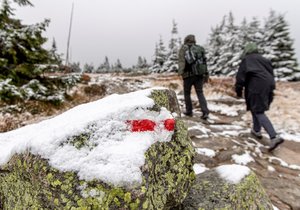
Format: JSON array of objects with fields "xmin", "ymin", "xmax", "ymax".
[
  {"xmin": 177, "ymin": 90, "xmax": 300, "ymax": 210},
  {"xmin": 178, "ymin": 97, "xmax": 300, "ymax": 209},
  {"xmin": 1, "ymin": 73, "xmax": 300, "ymax": 209},
  {"xmin": 146, "ymin": 73, "xmax": 300, "ymax": 209}
]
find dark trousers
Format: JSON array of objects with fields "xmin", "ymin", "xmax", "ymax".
[
  {"xmin": 251, "ymin": 111, "xmax": 276, "ymax": 139},
  {"xmin": 183, "ymin": 75, "xmax": 209, "ymax": 114}
]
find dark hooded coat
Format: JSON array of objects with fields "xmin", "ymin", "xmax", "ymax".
[{"xmin": 235, "ymin": 51, "xmax": 275, "ymax": 113}]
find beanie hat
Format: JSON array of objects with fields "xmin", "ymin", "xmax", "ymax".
[
  {"xmin": 184, "ymin": 34, "xmax": 196, "ymax": 45},
  {"xmin": 243, "ymin": 42, "xmax": 259, "ymax": 56}
]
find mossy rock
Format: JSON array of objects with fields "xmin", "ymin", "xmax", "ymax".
[
  {"xmin": 177, "ymin": 165, "xmax": 273, "ymax": 210},
  {"xmin": 0, "ymin": 88, "xmax": 195, "ymax": 209}
]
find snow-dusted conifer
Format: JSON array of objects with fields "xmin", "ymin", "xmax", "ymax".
[
  {"xmin": 247, "ymin": 17, "xmax": 264, "ymax": 46},
  {"xmin": 143, "ymin": 57, "xmax": 148, "ymax": 68},
  {"xmin": 13, "ymin": 0, "xmax": 32, "ymax": 6},
  {"xmin": 208, "ymin": 12, "xmax": 241, "ymax": 76},
  {"xmin": 114, "ymin": 59, "xmax": 123, "ymax": 72},
  {"xmin": 49, "ymin": 38, "xmax": 62, "ymax": 65},
  {"xmin": 262, "ymin": 10, "xmax": 299, "ymax": 80},
  {"xmin": 137, "ymin": 56, "xmax": 144, "ymax": 69},
  {"xmin": 97, "ymin": 56, "xmax": 111, "ymax": 73},
  {"xmin": 83, "ymin": 63, "xmax": 94, "ymax": 73},
  {"xmin": 161, "ymin": 19, "xmax": 180, "ymax": 73},
  {"xmin": 0, "ymin": 0, "xmax": 59, "ymax": 83},
  {"xmin": 69, "ymin": 62, "xmax": 81, "ymax": 73},
  {"xmin": 220, "ymin": 12, "xmax": 242, "ymax": 76},
  {"xmin": 149, "ymin": 36, "xmax": 167, "ymax": 73},
  {"xmin": 207, "ymin": 11, "xmax": 300, "ymax": 80},
  {"xmin": 136, "ymin": 56, "xmax": 149, "ymax": 69},
  {"xmin": 207, "ymin": 16, "xmax": 226, "ymax": 76}
]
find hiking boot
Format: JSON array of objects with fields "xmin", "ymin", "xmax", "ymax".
[
  {"xmin": 251, "ymin": 128, "xmax": 263, "ymax": 139},
  {"xmin": 201, "ymin": 113, "xmax": 209, "ymax": 120},
  {"xmin": 268, "ymin": 136, "xmax": 284, "ymax": 151},
  {"xmin": 183, "ymin": 112, "xmax": 193, "ymax": 117}
]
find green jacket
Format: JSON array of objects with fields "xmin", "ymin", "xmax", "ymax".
[{"xmin": 178, "ymin": 44, "xmax": 208, "ymax": 78}]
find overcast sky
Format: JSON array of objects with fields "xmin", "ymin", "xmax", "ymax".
[{"xmin": 14, "ymin": 0, "xmax": 300, "ymax": 67}]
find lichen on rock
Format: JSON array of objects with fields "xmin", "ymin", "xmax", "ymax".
[
  {"xmin": 150, "ymin": 89, "xmax": 181, "ymax": 116},
  {"xmin": 142, "ymin": 119, "xmax": 195, "ymax": 209},
  {"xmin": 177, "ymin": 165, "xmax": 273, "ymax": 210}
]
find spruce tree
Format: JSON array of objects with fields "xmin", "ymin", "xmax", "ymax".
[
  {"xmin": 143, "ymin": 57, "xmax": 148, "ymax": 68},
  {"xmin": 207, "ymin": 10, "xmax": 299, "ymax": 80},
  {"xmin": 135, "ymin": 56, "xmax": 149, "ymax": 73},
  {"xmin": 156, "ymin": 36, "xmax": 167, "ymax": 69},
  {"xmin": 50, "ymin": 38, "xmax": 62, "ymax": 65},
  {"xmin": 0, "ymin": 0, "xmax": 60, "ymax": 84},
  {"xmin": 162, "ymin": 19, "xmax": 180, "ymax": 73},
  {"xmin": 262, "ymin": 10, "xmax": 299, "ymax": 80},
  {"xmin": 136, "ymin": 56, "xmax": 144, "ymax": 69},
  {"xmin": 149, "ymin": 36, "xmax": 167, "ymax": 73},
  {"xmin": 207, "ymin": 16, "xmax": 226, "ymax": 75},
  {"xmin": 13, "ymin": 0, "xmax": 33, "ymax": 6},
  {"xmin": 83, "ymin": 63, "xmax": 94, "ymax": 73},
  {"xmin": 69, "ymin": 62, "xmax": 81, "ymax": 73},
  {"xmin": 103, "ymin": 56, "xmax": 110, "ymax": 72},
  {"xmin": 114, "ymin": 59, "xmax": 123, "ymax": 72},
  {"xmin": 208, "ymin": 12, "xmax": 241, "ymax": 76},
  {"xmin": 237, "ymin": 17, "xmax": 264, "ymax": 60},
  {"xmin": 248, "ymin": 17, "xmax": 264, "ymax": 46},
  {"xmin": 221, "ymin": 12, "xmax": 242, "ymax": 76}
]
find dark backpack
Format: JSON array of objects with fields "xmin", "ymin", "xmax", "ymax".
[
  {"xmin": 184, "ymin": 45, "xmax": 207, "ymax": 75},
  {"xmin": 184, "ymin": 47, "xmax": 197, "ymax": 65}
]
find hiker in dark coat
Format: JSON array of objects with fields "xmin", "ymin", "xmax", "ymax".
[
  {"xmin": 178, "ymin": 34, "xmax": 210, "ymax": 120},
  {"xmin": 235, "ymin": 43, "xmax": 284, "ymax": 151}
]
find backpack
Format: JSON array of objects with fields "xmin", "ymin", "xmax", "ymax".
[
  {"xmin": 184, "ymin": 47, "xmax": 197, "ymax": 65},
  {"xmin": 184, "ymin": 45, "xmax": 207, "ymax": 75}
]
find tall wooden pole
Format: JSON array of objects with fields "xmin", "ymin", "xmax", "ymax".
[{"xmin": 65, "ymin": 2, "xmax": 74, "ymax": 66}]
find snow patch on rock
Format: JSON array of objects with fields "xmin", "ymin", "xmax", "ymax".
[{"xmin": 216, "ymin": 164, "xmax": 251, "ymax": 184}]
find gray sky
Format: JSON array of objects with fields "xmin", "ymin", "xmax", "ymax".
[{"xmin": 14, "ymin": 0, "xmax": 300, "ymax": 67}]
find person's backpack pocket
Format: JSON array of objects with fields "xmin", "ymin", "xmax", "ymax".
[{"xmin": 184, "ymin": 49, "xmax": 196, "ymax": 64}]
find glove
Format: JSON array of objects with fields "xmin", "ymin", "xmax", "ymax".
[
  {"xmin": 235, "ymin": 85, "xmax": 243, "ymax": 98},
  {"xmin": 236, "ymin": 89, "xmax": 243, "ymax": 98}
]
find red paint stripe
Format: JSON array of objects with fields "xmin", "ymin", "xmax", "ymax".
[
  {"xmin": 127, "ymin": 119, "xmax": 156, "ymax": 132},
  {"xmin": 164, "ymin": 119, "xmax": 175, "ymax": 131},
  {"xmin": 127, "ymin": 119, "xmax": 175, "ymax": 132}
]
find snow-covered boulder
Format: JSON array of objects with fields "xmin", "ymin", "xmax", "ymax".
[
  {"xmin": 0, "ymin": 88, "xmax": 195, "ymax": 209},
  {"xmin": 179, "ymin": 164, "xmax": 273, "ymax": 209}
]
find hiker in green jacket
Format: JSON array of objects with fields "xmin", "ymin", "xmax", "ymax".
[{"xmin": 178, "ymin": 34, "xmax": 209, "ymax": 120}]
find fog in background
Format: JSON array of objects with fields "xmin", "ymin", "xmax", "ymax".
[{"xmin": 15, "ymin": 0, "xmax": 300, "ymax": 67}]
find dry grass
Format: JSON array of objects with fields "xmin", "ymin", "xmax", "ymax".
[
  {"xmin": 205, "ymin": 77, "xmax": 236, "ymax": 97},
  {"xmin": 80, "ymin": 74, "xmax": 91, "ymax": 84},
  {"xmin": 83, "ymin": 84, "xmax": 106, "ymax": 97},
  {"xmin": 151, "ymin": 75, "xmax": 236, "ymax": 97},
  {"xmin": 1, "ymin": 75, "xmax": 299, "ymax": 134},
  {"xmin": 268, "ymin": 82, "xmax": 300, "ymax": 131}
]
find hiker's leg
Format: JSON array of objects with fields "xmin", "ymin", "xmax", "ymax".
[
  {"xmin": 183, "ymin": 77, "xmax": 193, "ymax": 114},
  {"xmin": 194, "ymin": 76, "xmax": 209, "ymax": 115},
  {"xmin": 255, "ymin": 112, "xmax": 277, "ymax": 139},
  {"xmin": 251, "ymin": 111, "xmax": 261, "ymax": 132}
]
